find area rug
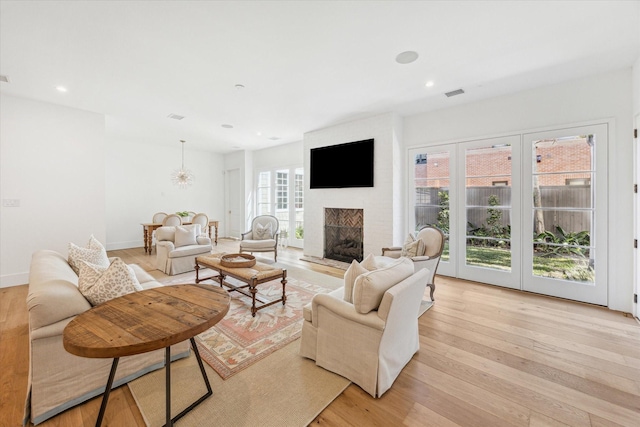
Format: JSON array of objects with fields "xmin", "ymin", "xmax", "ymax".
[
  {"xmin": 195, "ymin": 276, "xmax": 329, "ymax": 379},
  {"xmin": 128, "ymin": 340, "xmax": 351, "ymax": 427},
  {"xmin": 157, "ymin": 265, "xmax": 341, "ymax": 380}
]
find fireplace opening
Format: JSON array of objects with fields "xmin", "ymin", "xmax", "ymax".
[{"xmin": 324, "ymin": 208, "xmax": 363, "ymax": 263}]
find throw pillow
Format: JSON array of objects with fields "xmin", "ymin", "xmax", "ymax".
[
  {"xmin": 343, "ymin": 259, "xmax": 369, "ymax": 304},
  {"xmin": 255, "ymin": 223, "xmax": 273, "ymax": 240},
  {"xmin": 401, "ymin": 238, "xmax": 425, "ymax": 258},
  {"xmin": 78, "ymin": 258, "xmax": 142, "ymax": 306},
  {"xmin": 352, "ymin": 257, "xmax": 414, "ymax": 314},
  {"xmin": 174, "ymin": 226, "xmax": 197, "ymax": 247},
  {"xmin": 360, "ymin": 253, "xmax": 378, "ymax": 270},
  {"xmin": 68, "ymin": 235, "xmax": 110, "ymax": 275}
]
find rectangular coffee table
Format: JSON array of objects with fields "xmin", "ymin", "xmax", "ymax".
[{"xmin": 195, "ymin": 254, "xmax": 287, "ymax": 317}]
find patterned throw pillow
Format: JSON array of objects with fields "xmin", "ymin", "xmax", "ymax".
[
  {"xmin": 78, "ymin": 258, "xmax": 142, "ymax": 306},
  {"xmin": 174, "ymin": 226, "xmax": 197, "ymax": 247},
  {"xmin": 343, "ymin": 259, "xmax": 369, "ymax": 303},
  {"xmin": 68, "ymin": 235, "xmax": 110, "ymax": 275},
  {"xmin": 255, "ymin": 223, "xmax": 273, "ymax": 240},
  {"xmin": 401, "ymin": 238, "xmax": 425, "ymax": 258}
]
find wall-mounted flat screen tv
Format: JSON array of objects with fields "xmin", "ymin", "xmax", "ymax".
[{"xmin": 310, "ymin": 138, "xmax": 374, "ymax": 189}]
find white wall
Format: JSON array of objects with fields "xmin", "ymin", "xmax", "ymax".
[
  {"xmin": 252, "ymin": 140, "xmax": 303, "ymax": 171},
  {"xmin": 0, "ymin": 94, "xmax": 106, "ymax": 287},
  {"xmin": 403, "ymin": 68, "xmax": 634, "ymax": 312},
  {"xmin": 303, "ymin": 113, "xmax": 403, "ymax": 259},
  {"xmin": 105, "ymin": 138, "xmax": 225, "ymax": 250}
]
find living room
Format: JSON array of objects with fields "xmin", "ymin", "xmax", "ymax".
[{"xmin": 2, "ymin": 1, "xmax": 640, "ymax": 426}]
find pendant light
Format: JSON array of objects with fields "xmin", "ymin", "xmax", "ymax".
[{"xmin": 171, "ymin": 140, "xmax": 194, "ymax": 188}]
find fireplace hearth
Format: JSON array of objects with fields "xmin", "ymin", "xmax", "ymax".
[{"xmin": 324, "ymin": 208, "xmax": 363, "ymax": 263}]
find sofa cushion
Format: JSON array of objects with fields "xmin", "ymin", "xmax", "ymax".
[
  {"xmin": 67, "ymin": 235, "xmax": 110, "ymax": 275},
  {"xmin": 343, "ymin": 259, "xmax": 370, "ymax": 304},
  {"xmin": 239, "ymin": 239, "xmax": 276, "ymax": 250},
  {"xmin": 78, "ymin": 258, "xmax": 142, "ymax": 306},
  {"xmin": 167, "ymin": 244, "xmax": 212, "ymax": 258},
  {"xmin": 128, "ymin": 264, "xmax": 163, "ymax": 289},
  {"xmin": 175, "ymin": 226, "xmax": 197, "ymax": 247},
  {"xmin": 352, "ymin": 257, "xmax": 414, "ymax": 314}
]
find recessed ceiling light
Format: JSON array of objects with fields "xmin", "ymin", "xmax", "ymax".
[
  {"xmin": 256, "ymin": 131, "xmax": 262, "ymax": 136},
  {"xmin": 56, "ymin": 86, "xmax": 67, "ymax": 92},
  {"xmin": 425, "ymin": 81, "xmax": 434, "ymax": 88},
  {"xmin": 222, "ymin": 124, "xmax": 234, "ymax": 129},
  {"xmin": 0, "ymin": 75, "xmax": 9, "ymax": 83},
  {"xmin": 235, "ymin": 84, "xmax": 245, "ymax": 90},
  {"xmin": 167, "ymin": 113, "xmax": 185, "ymax": 120},
  {"xmin": 395, "ymin": 51, "xmax": 419, "ymax": 64},
  {"xmin": 268, "ymin": 137, "xmax": 280, "ymax": 141}
]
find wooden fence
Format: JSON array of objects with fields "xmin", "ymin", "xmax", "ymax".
[{"xmin": 416, "ymin": 185, "xmax": 591, "ymax": 234}]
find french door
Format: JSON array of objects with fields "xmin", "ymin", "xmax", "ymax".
[
  {"xmin": 408, "ymin": 145, "xmax": 457, "ymax": 277},
  {"xmin": 522, "ymin": 124, "xmax": 607, "ymax": 305},
  {"xmin": 457, "ymin": 136, "xmax": 521, "ymax": 289},
  {"xmin": 256, "ymin": 167, "xmax": 304, "ymax": 249},
  {"xmin": 408, "ymin": 124, "xmax": 608, "ymax": 305}
]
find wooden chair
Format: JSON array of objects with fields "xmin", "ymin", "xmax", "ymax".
[{"xmin": 162, "ymin": 214, "xmax": 182, "ymax": 227}]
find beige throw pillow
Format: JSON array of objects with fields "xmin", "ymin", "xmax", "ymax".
[
  {"xmin": 78, "ymin": 258, "xmax": 142, "ymax": 306},
  {"xmin": 360, "ymin": 253, "xmax": 378, "ymax": 270},
  {"xmin": 255, "ymin": 223, "xmax": 273, "ymax": 240},
  {"xmin": 68, "ymin": 235, "xmax": 110, "ymax": 275},
  {"xmin": 175, "ymin": 226, "xmax": 197, "ymax": 247},
  {"xmin": 343, "ymin": 260, "xmax": 369, "ymax": 303},
  {"xmin": 401, "ymin": 238, "xmax": 425, "ymax": 258},
  {"xmin": 352, "ymin": 257, "xmax": 414, "ymax": 314}
]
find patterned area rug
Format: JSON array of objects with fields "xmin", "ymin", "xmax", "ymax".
[{"xmin": 191, "ymin": 275, "xmax": 329, "ymax": 380}]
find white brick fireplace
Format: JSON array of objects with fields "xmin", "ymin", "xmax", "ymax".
[{"xmin": 303, "ymin": 113, "xmax": 405, "ymax": 261}]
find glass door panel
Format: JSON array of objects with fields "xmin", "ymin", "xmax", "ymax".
[
  {"xmin": 408, "ymin": 145, "xmax": 456, "ymax": 277},
  {"xmin": 522, "ymin": 124, "xmax": 607, "ymax": 305},
  {"xmin": 457, "ymin": 136, "xmax": 521, "ymax": 288}
]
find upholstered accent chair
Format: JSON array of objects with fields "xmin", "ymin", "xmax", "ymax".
[
  {"xmin": 300, "ymin": 258, "xmax": 427, "ymax": 397},
  {"xmin": 162, "ymin": 213, "xmax": 182, "ymax": 226},
  {"xmin": 239, "ymin": 215, "xmax": 279, "ymax": 261},
  {"xmin": 379, "ymin": 226, "xmax": 445, "ymax": 301},
  {"xmin": 155, "ymin": 224, "xmax": 212, "ymax": 275}
]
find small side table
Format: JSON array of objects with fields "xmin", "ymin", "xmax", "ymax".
[{"xmin": 63, "ymin": 284, "xmax": 230, "ymax": 427}]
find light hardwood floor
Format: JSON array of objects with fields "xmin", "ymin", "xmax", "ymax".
[{"xmin": 2, "ymin": 240, "xmax": 639, "ymax": 426}]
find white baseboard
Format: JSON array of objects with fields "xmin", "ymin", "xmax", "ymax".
[
  {"xmin": 1, "ymin": 272, "xmax": 29, "ymax": 288},
  {"xmin": 105, "ymin": 240, "xmax": 144, "ymax": 251}
]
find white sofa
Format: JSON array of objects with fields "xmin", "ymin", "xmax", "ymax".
[
  {"xmin": 155, "ymin": 224, "xmax": 212, "ymax": 275},
  {"xmin": 299, "ymin": 257, "xmax": 428, "ymax": 397},
  {"xmin": 24, "ymin": 249, "xmax": 191, "ymax": 425}
]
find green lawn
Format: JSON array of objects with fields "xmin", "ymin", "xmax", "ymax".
[{"xmin": 463, "ymin": 246, "xmax": 594, "ymax": 282}]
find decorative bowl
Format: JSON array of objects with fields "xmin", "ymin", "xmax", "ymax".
[{"xmin": 220, "ymin": 253, "xmax": 256, "ymax": 268}]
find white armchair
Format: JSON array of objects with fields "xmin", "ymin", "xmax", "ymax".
[
  {"xmin": 379, "ymin": 225, "xmax": 445, "ymax": 301},
  {"xmin": 300, "ymin": 258, "xmax": 427, "ymax": 397},
  {"xmin": 239, "ymin": 215, "xmax": 279, "ymax": 261},
  {"xmin": 155, "ymin": 224, "xmax": 212, "ymax": 275}
]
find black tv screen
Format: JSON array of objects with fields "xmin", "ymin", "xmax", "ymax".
[{"xmin": 310, "ymin": 139, "xmax": 374, "ymax": 189}]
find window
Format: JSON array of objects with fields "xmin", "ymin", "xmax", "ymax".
[
  {"xmin": 276, "ymin": 171, "xmax": 288, "ymax": 210},
  {"xmin": 257, "ymin": 171, "xmax": 271, "ymax": 215}
]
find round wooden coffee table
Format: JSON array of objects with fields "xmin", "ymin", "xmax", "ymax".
[{"xmin": 63, "ymin": 284, "xmax": 230, "ymax": 427}]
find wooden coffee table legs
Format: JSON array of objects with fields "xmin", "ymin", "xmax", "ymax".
[
  {"xmin": 194, "ymin": 261, "xmax": 287, "ymax": 317},
  {"xmin": 94, "ymin": 338, "xmax": 212, "ymax": 427}
]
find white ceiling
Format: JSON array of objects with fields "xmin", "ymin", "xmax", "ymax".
[{"xmin": 1, "ymin": 1, "xmax": 639, "ymax": 153}]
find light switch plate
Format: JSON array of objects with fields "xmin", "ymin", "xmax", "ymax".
[{"xmin": 2, "ymin": 199, "xmax": 20, "ymax": 207}]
